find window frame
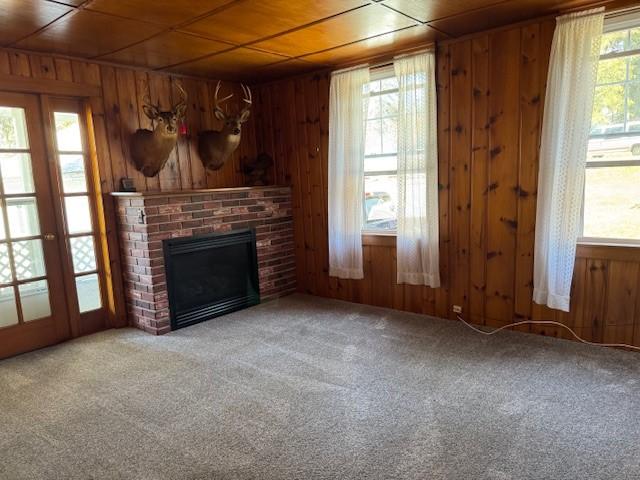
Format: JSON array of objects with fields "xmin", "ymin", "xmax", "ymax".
[
  {"xmin": 362, "ymin": 65, "xmax": 399, "ymax": 235},
  {"xmin": 578, "ymin": 15, "xmax": 640, "ymax": 246}
]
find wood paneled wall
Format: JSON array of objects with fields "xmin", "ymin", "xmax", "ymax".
[{"xmin": 254, "ymin": 18, "xmax": 640, "ymax": 349}]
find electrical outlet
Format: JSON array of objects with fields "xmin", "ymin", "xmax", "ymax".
[{"xmin": 452, "ymin": 305, "xmax": 463, "ymax": 314}]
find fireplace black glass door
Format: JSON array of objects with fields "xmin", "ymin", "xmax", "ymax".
[{"xmin": 163, "ymin": 229, "xmax": 260, "ymax": 330}]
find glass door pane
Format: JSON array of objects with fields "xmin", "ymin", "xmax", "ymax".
[
  {"xmin": 51, "ymin": 103, "xmax": 103, "ymax": 315},
  {"xmin": 76, "ymin": 274, "xmax": 101, "ymax": 313},
  {"xmin": 0, "ymin": 106, "xmax": 29, "ymax": 149},
  {"xmin": 0, "ymin": 287, "xmax": 19, "ymax": 327},
  {"xmin": 0, "ymin": 153, "xmax": 35, "ymax": 193},
  {"xmin": 19, "ymin": 280, "xmax": 51, "ymax": 322}
]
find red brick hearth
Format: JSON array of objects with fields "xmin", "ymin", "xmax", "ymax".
[{"xmin": 112, "ymin": 186, "xmax": 296, "ymax": 335}]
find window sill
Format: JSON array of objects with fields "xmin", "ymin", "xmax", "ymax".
[
  {"xmin": 362, "ymin": 232, "xmax": 396, "ymax": 247},
  {"xmin": 362, "ymin": 230, "xmax": 396, "ymax": 236},
  {"xmin": 576, "ymin": 242, "xmax": 640, "ymax": 262},
  {"xmin": 577, "ymin": 238, "xmax": 640, "ymax": 248},
  {"xmin": 359, "ymin": 236, "xmax": 640, "ymax": 259}
]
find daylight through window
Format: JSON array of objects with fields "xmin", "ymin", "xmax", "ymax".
[
  {"xmin": 364, "ymin": 71, "xmax": 398, "ymax": 231},
  {"xmin": 584, "ymin": 22, "xmax": 640, "ymax": 242}
]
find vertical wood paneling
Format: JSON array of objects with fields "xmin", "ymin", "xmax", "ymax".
[
  {"xmin": 9, "ymin": 52, "xmax": 31, "ymax": 77},
  {"xmin": 294, "ymin": 76, "xmax": 317, "ymax": 294},
  {"xmin": 604, "ymin": 261, "xmax": 639, "ymax": 344},
  {"xmin": 252, "ymin": 18, "xmax": 640, "ymax": 349},
  {"xmin": 257, "ymin": 86, "xmax": 276, "ymax": 178},
  {"xmin": 486, "ymin": 27, "xmax": 521, "ymax": 325},
  {"xmin": 30, "ymin": 55, "xmax": 56, "ymax": 80},
  {"xmin": 92, "ymin": 114, "xmax": 114, "ymax": 193},
  {"xmin": 0, "ymin": 51, "xmax": 11, "ymax": 74},
  {"xmin": 304, "ymin": 74, "xmax": 329, "ymax": 298},
  {"xmin": 435, "ymin": 43, "xmax": 451, "ymax": 320},
  {"xmin": 370, "ymin": 245, "xmax": 393, "ymax": 308},
  {"xmin": 54, "ymin": 58, "xmax": 73, "ymax": 82},
  {"xmin": 449, "ymin": 40, "xmax": 472, "ymax": 319},
  {"xmin": 469, "ymin": 36, "xmax": 489, "ymax": 325},
  {"xmin": 583, "ymin": 259, "xmax": 608, "ymax": 342},
  {"xmin": 567, "ymin": 258, "xmax": 587, "ymax": 340},
  {"xmin": 101, "ymin": 65, "xmax": 128, "ymax": 191},
  {"xmin": 282, "ymin": 78, "xmax": 308, "ymax": 292},
  {"xmin": 514, "ymin": 23, "xmax": 542, "ymax": 326},
  {"xmin": 115, "ymin": 68, "xmax": 147, "ymax": 192},
  {"xmin": 181, "ymin": 78, "xmax": 206, "ymax": 189}
]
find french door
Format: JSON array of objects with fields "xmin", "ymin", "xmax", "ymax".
[{"xmin": 0, "ymin": 92, "xmax": 105, "ymax": 359}]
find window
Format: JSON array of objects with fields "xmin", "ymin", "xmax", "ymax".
[
  {"xmin": 583, "ymin": 19, "xmax": 640, "ymax": 243},
  {"xmin": 363, "ymin": 68, "xmax": 398, "ymax": 232}
]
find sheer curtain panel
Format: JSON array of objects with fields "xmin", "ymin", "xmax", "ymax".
[
  {"xmin": 533, "ymin": 8, "xmax": 604, "ymax": 311},
  {"xmin": 394, "ymin": 52, "xmax": 440, "ymax": 287},
  {"xmin": 328, "ymin": 66, "xmax": 370, "ymax": 279}
]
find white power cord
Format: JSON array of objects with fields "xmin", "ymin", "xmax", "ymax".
[{"xmin": 456, "ymin": 314, "xmax": 640, "ymax": 352}]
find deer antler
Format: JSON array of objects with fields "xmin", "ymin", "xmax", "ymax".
[
  {"xmin": 240, "ymin": 84, "xmax": 252, "ymax": 115},
  {"xmin": 213, "ymin": 80, "xmax": 234, "ymax": 118},
  {"xmin": 172, "ymin": 81, "xmax": 188, "ymax": 114},
  {"xmin": 143, "ymin": 93, "xmax": 157, "ymax": 109},
  {"xmin": 142, "ymin": 94, "xmax": 160, "ymax": 120}
]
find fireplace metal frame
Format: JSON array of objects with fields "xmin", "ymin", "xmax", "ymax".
[{"xmin": 163, "ymin": 228, "xmax": 260, "ymax": 330}]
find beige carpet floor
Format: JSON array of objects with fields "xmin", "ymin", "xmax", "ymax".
[{"xmin": 1, "ymin": 294, "xmax": 639, "ymax": 479}]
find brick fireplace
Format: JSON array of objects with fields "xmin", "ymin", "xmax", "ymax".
[{"xmin": 112, "ymin": 186, "xmax": 296, "ymax": 335}]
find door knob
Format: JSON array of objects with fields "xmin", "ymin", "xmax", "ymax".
[{"xmin": 44, "ymin": 233, "xmax": 56, "ymax": 241}]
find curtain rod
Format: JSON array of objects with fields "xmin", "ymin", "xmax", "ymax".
[
  {"xmin": 370, "ymin": 62, "xmax": 393, "ymax": 72},
  {"xmin": 557, "ymin": 6, "xmax": 605, "ymax": 20},
  {"xmin": 605, "ymin": 4, "xmax": 640, "ymax": 18},
  {"xmin": 370, "ymin": 47, "xmax": 435, "ymax": 71},
  {"xmin": 331, "ymin": 63, "xmax": 369, "ymax": 76},
  {"xmin": 332, "ymin": 47, "xmax": 435, "ymax": 76}
]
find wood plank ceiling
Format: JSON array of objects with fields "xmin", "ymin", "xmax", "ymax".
[{"xmin": 0, "ymin": 0, "xmax": 610, "ymax": 82}]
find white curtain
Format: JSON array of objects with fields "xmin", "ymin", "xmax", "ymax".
[
  {"xmin": 328, "ymin": 66, "xmax": 370, "ymax": 279},
  {"xmin": 394, "ymin": 52, "xmax": 440, "ymax": 287},
  {"xmin": 533, "ymin": 8, "xmax": 604, "ymax": 312}
]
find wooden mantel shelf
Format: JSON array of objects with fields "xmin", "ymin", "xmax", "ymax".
[{"xmin": 110, "ymin": 185, "xmax": 290, "ymax": 198}]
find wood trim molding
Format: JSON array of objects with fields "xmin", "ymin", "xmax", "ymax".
[
  {"xmin": 85, "ymin": 99, "xmax": 127, "ymax": 330},
  {"xmin": 362, "ymin": 233, "xmax": 396, "ymax": 247},
  {"xmin": 362, "ymin": 236, "xmax": 640, "ymax": 262},
  {"xmin": 110, "ymin": 185, "xmax": 290, "ymax": 197},
  {"xmin": 576, "ymin": 243, "xmax": 640, "ymax": 262},
  {"xmin": 0, "ymin": 73, "xmax": 101, "ymax": 97}
]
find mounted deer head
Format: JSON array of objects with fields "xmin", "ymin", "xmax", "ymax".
[
  {"xmin": 130, "ymin": 82, "xmax": 187, "ymax": 177},
  {"xmin": 198, "ymin": 81, "xmax": 252, "ymax": 171}
]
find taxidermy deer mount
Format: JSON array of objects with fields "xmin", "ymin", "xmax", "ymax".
[
  {"xmin": 198, "ymin": 81, "xmax": 252, "ymax": 171},
  {"xmin": 130, "ymin": 83, "xmax": 187, "ymax": 177}
]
